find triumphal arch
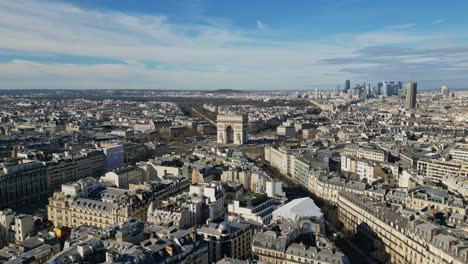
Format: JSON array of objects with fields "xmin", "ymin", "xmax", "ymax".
[{"xmin": 217, "ymin": 114, "xmax": 248, "ymax": 145}]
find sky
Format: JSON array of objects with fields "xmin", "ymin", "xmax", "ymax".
[{"xmin": 0, "ymin": 0, "xmax": 468, "ymax": 90}]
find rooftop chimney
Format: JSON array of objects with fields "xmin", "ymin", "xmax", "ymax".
[
  {"xmin": 190, "ymin": 228, "xmax": 197, "ymax": 242},
  {"xmin": 165, "ymin": 244, "xmax": 174, "ymax": 256},
  {"xmin": 11, "ymin": 147, "xmax": 18, "ymax": 159}
]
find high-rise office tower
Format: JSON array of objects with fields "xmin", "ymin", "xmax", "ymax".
[
  {"xmin": 344, "ymin": 80, "xmax": 350, "ymax": 93},
  {"xmin": 380, "ymin": 81, "xmax": 397, "ymax": 97},
  {"xmin": 380, "ymin": 82, "xmax": 388, "ymax": 97},
  {"xmin": 441, "ymin": 85, "xmax": 449, "ymax": 98},
  {"xmin": 406, "ymin": 82, "xmax": 417, "ymax": 109},
  {"xmin": 377, "ymin": 82, "xmax": 383, "ymax": 95},
  {"xmin": 397, "ymin": 81, "xmax": 403, "ymax": 98},
  {"xmin": 354, "ymin": 84, "xmax": 361, "ymax": 97},
  {"xmin": 365, "ymin": 84, "xmax": 371, "ymax": 96}
]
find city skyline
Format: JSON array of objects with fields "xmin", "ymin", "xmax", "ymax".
[
  {"xmin": 0, "ymin": 0, "xmax": 468, "ymax": 90},
  {"xmin": 0, "ymin": 2, "xmax": 467, "ymax": 262}
]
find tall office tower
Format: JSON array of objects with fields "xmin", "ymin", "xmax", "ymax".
[
  {"xmin": 406, "ymin": 82, "xmax": 417, "ymax": 109},
  {"xmin": 365, "ymin": 84, "xmax": 371, "ymax": 97},
  {"xmin": 391, "ymin": 82, "xmax": 398, "ymax": 96},
  {"xmin": 441, "ymin": 85, "xmax": 449, "ymax": 98},
  {"xmin": 344, "ymin": 80, "xmax": 350, "ymax": 93},
  {"xmin": 380, "ymin": 82, "xmax": 388, "ymax": 97},
  {"xmin": 397, "ymin": 81, "xmax": 403, "ymax": 97},
  {"xmin": 335, "ymin": 85, "xmax": 340, "ymax": 96},
  {"xmin": 380, "ymin": 81, "xmax": 397, "ymax": 97},
  {"xmin": 354, "ymin": 85, "xmax": 361, "ymax": 97}
]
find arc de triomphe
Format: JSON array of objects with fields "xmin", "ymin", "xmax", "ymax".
[{"xmin": 217, "ymin": 114, "xmax": 248, "ymax": 145}]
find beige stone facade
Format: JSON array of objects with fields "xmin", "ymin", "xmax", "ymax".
[
  {"xmin": 338, "ymin": 191, "xmax": 468, "ymax": 264},
  {"xmin": 47, "ymin": 180, "xmax": 150, "ymax": 229}
]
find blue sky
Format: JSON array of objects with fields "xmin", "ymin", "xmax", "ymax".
[{"xmin": 0, "ymin": 0, "xmax": 467, "ymax": 90}]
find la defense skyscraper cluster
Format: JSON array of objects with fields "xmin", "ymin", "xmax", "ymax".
[{"xmin": 406, "ymin": 82, "xmax": 417, "ymax": 109}]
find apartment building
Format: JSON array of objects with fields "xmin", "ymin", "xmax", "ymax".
[
  {"xmin": 252, "ymin": 219, "xmax": 348, "ymax": 264},
  {"xmin": 277, "ymin": 125, "xmax": 295, "ymax": 137},
  {"xmin": 344, "ymin": 144, "xmax": 387, "ymax": 162},
  {"xmin": 100, "ymin": 166, "xmax": 146, "ymax": 189},
  {"xmin": 450, "ymin": 144, "xmax": 468, "ymax": 163},
  {"xmin": 399, "ymin": 146, "xmax": 438, "ymax": 168},
  {"xmin": 197, "ymin": 221, "xmax": 252, "ymax": 263},
  {"xmin": 265, "ymin": 146, "xmax": 329, "ymax": 187},
  {"xmin": 0, "ymin": 231, "xmax": 60, "ymax": 263},
  {"xmin": 356, "ymin": 159, "xmax": 388, "ymax": 183},
  {"xmin": 45, "ymin": 150, "xmax": 105, "ymax": 190},
  {"xmin": 292, "ymin": 155, "xmax": 312, "ymax": 187},
  {"xmin": 442, "ymin": 175, "xmax": 468, "ymax": 198},
  {"xmin": 221, "ymin": 169, "xmax": 252, "ymax": 190},
  {"xmin": 0, "ymin": 209, "xmax": 36, "ymax": 247},
  {"xmin": 129, "ymin": 176, "xmax": 190, "ymax": 204},
  {"xmin": 189, "ymin": 182, "xmax": 225, "ymax": 221},
  {"xmin": 0, "ymin": 160, "xmax": 48, "ymax": 209},
  {"xmin": 405, "ymin": 187, "xmax": 466, "ymax": 216},
  {"xmin": 338, "ymin": 191, "xmax": 468, "ymax": 264},
  {"xmin": 417, "ymin": 159, "xmax": 460, "ymax": 182},
  {"xmin": 227, "ymin": 192, "xmax": 281, "ymax": 225},
  {"xmin": 309, "ymin": 175, "xmax": 370, "ymax": 204},
  {"xmin": 146, "ymin": 183, "xmax": 221, "ymax": 228},
  {"xmin": 340, "ymin": 155, "xmax": 356, "ymax": 173},
  {"xmin": 264, "ymin": 146, "xmax": 292, "ymax": 176},
  {"xmin": 100, "ymin": 143, "xmax": 124, "ymax": 171},
  {"xmin": 147, "ymin": 202, "xmax": 191, "ymax": 228},
  {"xmin": 48, "ymin": 219, "xmax": 209, "ymax": 264},
  {"xmin": 47, "ymin": 178, "xmax": 151, "ymax": 229}
]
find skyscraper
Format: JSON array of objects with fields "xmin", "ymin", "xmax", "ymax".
[
  {"xmin": 441, "ymin": 85, "xmax": 449, "ymax": 98},
  {"xmin": 397, "ymin": 81, "xmax": 403, "ymax": 97},
  {"xmin": 364, "ymin": 83, "xmax": 371, "ymax": 98},
  {"xmin": 379, "ymin": 81, "xmax": 398, "ymax": 97},
  {"xmin": 406, "ymin": 82, "xmax": 417, "ymax": 109},
  {"xmin": 377, "ymin": 82, "xmax": 383, "ymax": 95},
  {"xmin": 380, "ymin": 82, "xmax": 388, "ymax": 97},
  {"xmin": 343, "ymin": 80, "xmax": 350, "ymax": 93}
]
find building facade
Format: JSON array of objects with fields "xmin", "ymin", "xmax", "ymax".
[
  {"xmin": 417, "ymin": 159, "xmax": 460, "ymax": 183},
  {"xmin": 45, "ymin": 150, "xmax": 105, "ymax": 190},
  {"xmin": 0, "ymin": 160, "xmax": 48, "ymax": 209},
  {"xmin": 228, "ymin": 193, "xmax": 281, "ymax": 225},
  {"xmin": 47, "ymin": 178, "xmax": 151, "ymax": 229},
  {"xmin": 198, "ymin": 221, "xmax": 253, "ymax": 263},
  {"xmin": 338, "ymin": 191, "xmax": 468, "ymax": 264}
]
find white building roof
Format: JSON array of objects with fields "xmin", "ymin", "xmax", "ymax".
[{"xmin": 272, "ymin": 197, "xmax": 323, "ymax": 221}]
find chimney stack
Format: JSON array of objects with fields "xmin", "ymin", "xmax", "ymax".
[
  {"xmin": 190, "ymin": 228, "xmax": 197, "ymax": 242},
  {"xmin": 11, "ymin": 147, "xmax": 18, "ymax": 159},
  {"xmin": 165, "ymin": 244, "xmax": 174, "ymax": 256}
]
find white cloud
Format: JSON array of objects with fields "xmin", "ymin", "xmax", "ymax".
[
  {"xmin": 256, "ymin": 20, "xmax": 268, "ymax": 30},
  {"xmin": 0, "ymin": 0, "xmax": 464, "ymax": 90},
  {"xmin": 432, "ymin": 19, "xmax": 445, "ymax": 25},
  {"xmin": 351, "ymin": 31, "xmax": 431, "ymax": 46},
  {"xmin": 384, "ymin": 23, "xmax": 416, "ymax": 30}
]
